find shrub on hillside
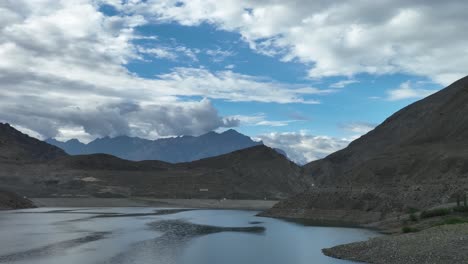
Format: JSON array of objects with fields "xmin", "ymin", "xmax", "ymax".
[
  {"xmin": 420, "ymin": 208, "xmax": 451, "ymax": 218},
  {"xmin": 435, "ymin": 218, "xmax": 468, "ymax": 226},
  {"xmin": 402, "ymin": 226, "xmax": 419, "ymax": 233},
  {"xmin": 453, "ymin": 206, "xmax": 468, "ymax": 213},
  {"xmin": 409, "ymin": 213, "xmax": 418, "ymax": 222}
]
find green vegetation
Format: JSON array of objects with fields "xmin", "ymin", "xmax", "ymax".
[
  {"xmin": 420, "ymin": 208, "xmax": 451, "ymax": 219},
  {"xmin": 402, "ymin": 226, "xmax": 419, "ymax": 233},
  {"xmin": 407, "ymin": 207, "xmax": 419, "ymax": 214},
  {"xmin": 400, "ymin": 197, "xmax": 468, "ymax": 233},
  {"xmin": 409, "ymin": 213, "xmax": 418, "ymax": 222},
  {"xmin": 434, "ymin": 217, "xmax": 468, "ymax": 226},
  {"xmin": 453, "ymin": 206, "xmax": 468, "ymax": 213}
]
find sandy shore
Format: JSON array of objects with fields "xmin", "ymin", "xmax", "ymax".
[{"xmin": 31, "ymin": 197, "xmax": 278, "ymax": 210}]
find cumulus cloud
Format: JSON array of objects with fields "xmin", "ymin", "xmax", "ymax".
[
  {"xmin": 0, "ymin": 0, "xmax": 326, "ymax": 141},
  {"xmin": 257, "ymin": 121, "xmax": 377, "ymax": 164},
  {"xmin": 0, "ymin": 76, "xmax": 231, "ymax": 140},
  {"xmin": 130, "ymin": 0, "xmax": 468, "ymax": 85},
  {"xmin": 387, "ymin": 81, "xmax": 437, "ymax": 101},
  {"xmin": 256, "ymin": 131, "xmax": 352, "ymax": 165}
]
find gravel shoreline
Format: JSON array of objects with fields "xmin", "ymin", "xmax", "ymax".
[
  {"xmin": 31, "ymin": 197, "xmax": 278, "ymax": 210},
  {"xmin": 323, "ymin": 223, "xmax": 468, "ymax": 264}
]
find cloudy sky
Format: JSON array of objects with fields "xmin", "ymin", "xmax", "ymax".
[{"xmin": 1, "ymin": 0, "xmax": 466, "ymax": 164}]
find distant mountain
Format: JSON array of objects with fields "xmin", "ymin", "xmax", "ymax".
[
  {"xmin": 264, "ymin": 75, "xmax": 468, "ymax": 223},
  {"xmin": 46, "ymin": 129, "xmax": 264, "ymax": 163},
  {"xmin": 0, "ymin": 123, "xmax": 306, "ymax": 200}
]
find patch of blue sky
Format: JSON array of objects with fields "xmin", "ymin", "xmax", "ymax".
[{"xmin": 123, "ymin": 20, "xmax": 443, "ymax": 138}]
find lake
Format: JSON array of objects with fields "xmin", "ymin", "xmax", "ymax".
[{"xmin": 0, "ymin": 208, "xmax": 379, "ymax": 264}]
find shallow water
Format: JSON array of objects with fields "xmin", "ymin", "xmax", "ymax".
[{"xmin": 0, "ymin": 208, "xmax": 379, "ymax": 264}]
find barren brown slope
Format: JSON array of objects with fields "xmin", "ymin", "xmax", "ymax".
[
  {"xmin": 0, "ymin": 124, "xmax": 307, "ymax": 200},
  {"xmin": 0, "ymin": 123, "xmax": 66, "ymax": 162},
  {"xmin": 264, "ymin": 76, "xmax": 468, "ymax": 223},
  {"xmin": 0, "ymin": 189, "xmax": 35, "ymax": 209}
]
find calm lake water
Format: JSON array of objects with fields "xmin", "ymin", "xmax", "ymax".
[{"xmin": 0, "ymin": 208, "xmax": 378, "ymax": 264}]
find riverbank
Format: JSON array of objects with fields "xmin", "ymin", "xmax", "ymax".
[
  {"xmin": 323, "ymin": 223, "xmax": 468, "ymax": 264},
  {"xmin": 31, "ymin": 197, "xmax": 278, "ymax": 210}
]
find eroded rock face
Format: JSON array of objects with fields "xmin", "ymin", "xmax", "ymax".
[
  {"xmin": 0, "ymin": 189, "xmax": 35, "ymax": 209},
  {"xmin": 265, "ymin": 76, "xmax": 468, "ymax": 222}
]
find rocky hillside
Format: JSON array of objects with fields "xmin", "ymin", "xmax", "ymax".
[
  {"xmin": 0, "ymin": 123, "xmax": 66, "ymax": 162},
  {"xmin": 264, "ymin": 76, "xmax": 468, "ymax": 223},
  {"xmin": 46, "ymin": 129, "xmax": 263, "ymax": 163},
  {"xmin": 0, "ymin": 124, "xmax": 306, "ymax": 200},
  {"xmin": 0, "ymin": 189, "xmax": 35, "ymax": 209}
]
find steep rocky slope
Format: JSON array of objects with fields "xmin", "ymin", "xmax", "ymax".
[
  {"xmin": 0, "ymin": 189, "xmax": 35, "ymax": 209},
  {"xmin": 264, "ymin": 76, "xmax": 468, "ymax": 223},
  {"xmin": 0, "ymin": 123, "xmax": 306, "ymax": 200},
  {"xmin": 0, "ymin": 124, "xmax": 66, "ymax": 162}
]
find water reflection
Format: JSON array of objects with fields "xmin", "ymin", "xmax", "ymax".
[{"xmin": 0, "ymin": 208, "xmax": 379, "ymax": 264}]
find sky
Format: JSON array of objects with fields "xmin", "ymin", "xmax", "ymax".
[{"xmin": 0, "ymin": 0, "xmax": 466, "ymax": 164}]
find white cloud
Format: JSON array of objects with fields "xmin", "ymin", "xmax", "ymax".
[
  {"xmin": 174, "ymin": 45, "xmax": 200, "ymax": 61},
  {"xmin": 340, "ymin": 122, "xmax": 376, "ymax": 134},
  {"xmin": 257, "ymin": 131, "xmax": 351, "ymax": 165},
  {"xmin": 228, "ymin": 113, "xmax": 299, "ymax": 127},
  {"xmin": 138, "ymin": 47, "xmax": 178, "ymax": 60},
  {"xmin": 0, "ymin": 0, "xmax": 327, "ymax": 141},
  {"xmin": 138, "ymin": 45, "xmax": 200, "ymax": 61},
  {"xmin": 206, "ymin": 48, "xmax": 235, "ymax": 62},
  {"xmin": 387, "ymin": 81, "xmax": 437, "ymax": 101},
  {"xmin": 330, "ymin": 79, "xmax": 359, "ymax": 88},
  {"xmin": 131, "ymin": 0, "xmax": 468, "ymax": 85},
  {"xmin": 155, "ymin": 68, "xmax": 326, "ymax": 103}
]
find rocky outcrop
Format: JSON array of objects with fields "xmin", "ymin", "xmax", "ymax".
[
  {"xmin": 0, "ymin": 189, "xmax": 35, "ymax": 209},
  {"xmin": 264, "ymin": 76, "xmax": 468, "ymax": 222}
]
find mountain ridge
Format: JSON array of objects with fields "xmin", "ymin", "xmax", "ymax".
[
  {"xmin": 46, "ymin": 129, "xmax": 265, "ymax": 163},
  {"xmin": 0, "ymin": 123, "xmax": 66, "ymax": 162},
  {"xmin": 263, "ymin": 75, "xmax": 468, "ymax": 223},
  {"xmin": 0, "ymin": 123, "xmax": 306, "ymax": 200}
]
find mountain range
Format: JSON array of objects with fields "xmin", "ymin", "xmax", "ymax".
[
  {"xmin": 0, "ymin": 123, "xmax": 307, "ymax": 203},
  {"xmin": 263, "ymin": 75, "xmax": 468, "ymax": 224},
  {"xmin": 4, "ymin": 76, "xmax": 468, "ymax": 218},
  {"xmin": 46, "ymin": 129, "xmax": 265, "ymax": 163}
]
